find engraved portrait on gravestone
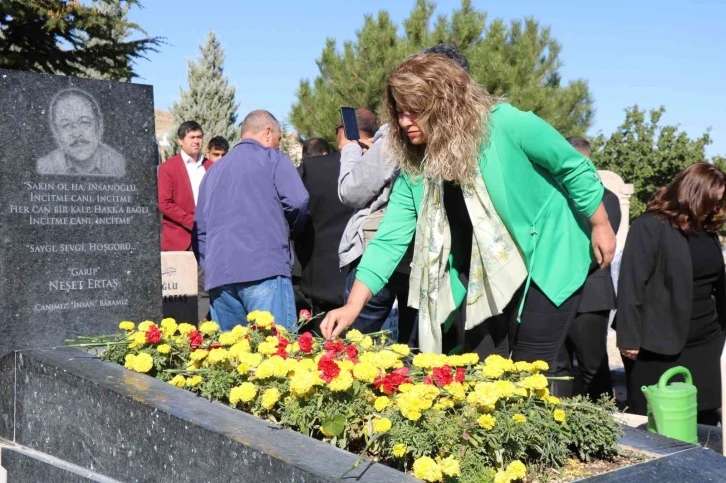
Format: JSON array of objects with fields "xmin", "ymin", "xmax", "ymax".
[{"xmin": 36, "ymin": 88, "xmax": 126, "ymax": 177}]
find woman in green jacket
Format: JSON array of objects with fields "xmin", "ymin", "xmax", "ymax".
[{"xmin": 321, "ymin": 54, "xmax": 615, "ymax": 390}]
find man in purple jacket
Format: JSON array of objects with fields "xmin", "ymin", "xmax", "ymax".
[{"xmin": 194, "ymin": 110, "xmax": 309, "ymax": 331}]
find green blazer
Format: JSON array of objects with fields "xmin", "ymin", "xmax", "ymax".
[{"xmin": 356, "ymin": 103, "xmax": 604, "ymax": 312}]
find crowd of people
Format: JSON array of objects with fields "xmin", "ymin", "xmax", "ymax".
[{"xmin": 156, "ymin": 44, "xmax": 726, "ymax": 423}]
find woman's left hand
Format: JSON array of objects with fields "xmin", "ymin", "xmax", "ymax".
[{"xmin": 591, "ymin": 222, "xmax": 616, "ymax": 269}]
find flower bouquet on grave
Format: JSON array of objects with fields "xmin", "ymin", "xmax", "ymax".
[{"xmin": 69, "ymin": 312, "xmax": 622, "ymax": 483}]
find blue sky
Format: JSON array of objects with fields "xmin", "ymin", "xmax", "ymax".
[{"xmin": 130, "ymin": 0, "xmax": 725, "ymax": 157}]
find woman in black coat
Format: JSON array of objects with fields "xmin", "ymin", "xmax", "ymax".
[{"xmin": 617, "ymin": 162, "xmax": 726, "ymax": 425}]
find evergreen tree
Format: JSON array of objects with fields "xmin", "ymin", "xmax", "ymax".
[
  {"xmin": 166, "ymin": 31, "xmax": 240, "ymax": 158},
  {"xmin": 79, "ymin": 0, "xmax": 133, "ymax": 81},
  {"xmin": 591, "ymin": 105, "xmax": 716, "ymax": 220},
  {"xmin": 0, "ymin": 0, "xmax": 161, "ymax": 81},
  {"xmin": 290, "ymin": 0, "xmax": 593, "ymax": 144}
]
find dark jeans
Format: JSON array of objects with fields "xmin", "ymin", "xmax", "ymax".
[
  {"xmin": 344, "ymin": 268, "xmax": 417, "ymax": 344},
  {"xmin": 566, "ymin": 310, "xmax": 614, "ymax": 401},
  {"xmin": 472, "ymin": 283, "xmax": 582, "ymax": 397}
]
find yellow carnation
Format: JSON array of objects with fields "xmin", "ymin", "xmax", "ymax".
[
  {"xmin": 374, "ymin": 396, "xmax": 391, "ymax": 412},
  {"xmin": 506, "ymin": 460, "xmax": 527, "ymax": 480},
  {"xmin": 178, "ymin": 323, "xmax": 196, "ymax": 335},
  {"xmin": 338, "ymin": 360, "xmax": 355, "ymax": 372},
  {"xmin": 232, "ymin": 325, "xmax": 249, "ymax": 337},
  {"xmin": 360, "ymin": 336, "xmax": 373, "ymax": 350},
  {"xmin": 290, "ymin": 369, "xmax": 320, "ymax": 398},
  {"xmin": 169, "ymin": 374, "xmax": 186, "ymax": 387},
  {"xmin": 127, "ymin": 331, "xmax": 146, "ymax": 348},
  {"xmin": 138, "ymin": 321, "xmax": 155, "ymax": 332},
  {"xmin": 445, "ymin": 382, "xmax": 466, "ymax": 402},
  {"xmin": 261, "ymin": 388, "xmax": 281, "ymax": 409},
  {"xmin": 545, "ymin": 395, "xmax": 560, "ymax": 405},
  {"xmin": 199, "ymin": 321, "xmax": 220, "ymax": 336},
  {"xmin": 205, "ymin": 348, "xmax": 230, "ymax": 366},
  {"xmin": 482, "ymin": 364, "xmax": 505, "ymax": 379},
  {"xmin": 531, "ymin": 360, "xmax": 549, "ymax": 373},
  {"xmin": 520, "ymin": 374, "xmax": 548, "ymax": 391},
  {"xmin": 186, "ymin": 375, "xmax": 202, "ymax": 387},
  {"xmin": 439, "ymin": 456, "xmax": 461, "ymax": 477},
  {"xmin": 118, "ymin": 321, "xmax": 135, "ymax": 331},
  {"xmin": 247, "ymin": 310, "xmax": 275, "ymax": 328},
  {"xmin": 390, "ymin": 344, "xmax": 410, "ymax": 357},
  {"xmin": 345, "ymin": 329, "xmax": 364, "ymax": 343},
  {"xmin": 413, "ymin": 456, "xmax": 443, "ymax": 482},
  {"xmin": 412, "ymin": 352, "xmax": 448, "ymax": 369},
  {"xmin": 218, "ymin": 332, "xmax": 240, "ymax": 346},
  {"xmin": 512, "ymin": 414, "xmax": 527, "ymax": 424},
  {"xmin": 514, "ymin": 361, "xmax": 532, "ymax": 373},
  {"xmin": 328, "ymin": 370, "xmax": 354, "ymax": 392},
  {"xmin": 124, "ymin": 354, "xmax": 135, "ymax": 369},
  {"xmin": 229, "ymin": 339, "xmax": 252, "ymax": 360},
  {"xmin": 157, "ymin": 344, "xmax": 171, "ymax": 355},
  {"xmin": 160, "ymin": 318, "xmax": 178, "ymax": 336},
  {"xmin": 230, "ymin": 382, "xmax": 257, "ymax": 405},
  {"xmin": 392, "ymin": 443, "xmax": 407, "ymax": 458},
  {"xmin": 477, "ymin": 413, "xmax": 496, "ymax": 430},
  {"xmin": 257, "ymin": 341, "xmax": 278, "ymax": 355},
  {"xmin": 131, "ymin": 352, "xmax": 154, "ymax": 373},
  {"xmin": 352, "ymin": 362, "xmax": 379, "ymax": 383},
  {"xmin": 372, "ymin": 417, "xmax": 392, "ymax": 434},
  {"xmin": 190, "ymin": 349, "xmax": 208, "ymax": 362},
  {"xmin": 553, "ymin": 409, "xmax": 566, "ymax": 423},
  {"xmin": 493, "ymin": 380, "xmax": 517, "ymax": 399},
  {"xmin": 237, "ymin": 352, "xmax": 263, "ymax": 372}
]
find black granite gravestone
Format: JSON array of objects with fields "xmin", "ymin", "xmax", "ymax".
[{"xmin": 0, "ymin": 69, "xmax": 161, "ymax": 355}]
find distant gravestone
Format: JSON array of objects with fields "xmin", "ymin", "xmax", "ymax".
[
  {"xmin": 0, "ymin": 69, "xmax": 161, "ymax": 355},
  {"xmin": 161, "ymin": 251, "xmax": 198, "ymax": 324}
]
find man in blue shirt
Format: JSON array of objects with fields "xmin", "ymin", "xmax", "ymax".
[{"xmin": 194, "ymin": 110, "xmax": 309, "ymax": 331}]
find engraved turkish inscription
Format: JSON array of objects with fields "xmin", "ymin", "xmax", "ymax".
[{"xmin": 0, "ymin": 69, "xmax": 161, "ymax": 355}]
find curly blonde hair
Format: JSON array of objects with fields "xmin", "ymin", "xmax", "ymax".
[{"xmin": 384, "ymin": 54, "xmax": 499, "ymax": 185}]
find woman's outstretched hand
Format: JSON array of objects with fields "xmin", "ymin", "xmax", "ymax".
[{"xmin": 320, "ymin": 304, "xmax": 361, "ymax": 339}]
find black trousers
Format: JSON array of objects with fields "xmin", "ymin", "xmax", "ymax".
[
  {"xmin": 566, "ymin": 310, "xmax": 613, "ymax": 401},
  {"xmin": 453, "ymin": 283, "xmax": 582, "ymax": 397},
  {"xmin": 198, "ymin": 264, "xmax": 210, "ymax": 322}
]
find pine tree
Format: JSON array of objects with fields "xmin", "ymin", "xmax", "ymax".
[
  {"xmin": 166, "ymin": 31, "xmax": 240, "ymax": 158},
  {"xmin": 591, "ymin": 106, "xmax": 716, "ymax": 220},
  {"xmin": 0, "ymin": 0, "xmax": 161, "ymax": 81},
  {"xmin": 79, "ymin": 0, "xmax": 133, "ymax": 81},
  {"xmin": 290, "ymin": 0, "xmax": 593, "ymax": 144}
]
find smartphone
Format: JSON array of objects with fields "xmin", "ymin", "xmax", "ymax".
[{"xmin": 340, "ymin": 107, "xmax": 360, "ymax": 141}]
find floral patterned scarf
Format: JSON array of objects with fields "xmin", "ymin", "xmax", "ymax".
[{"xmin": 408, "ymin": 167, "xmax": 527, "ymax": 354}]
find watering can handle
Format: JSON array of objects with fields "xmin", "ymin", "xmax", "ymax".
[{"xmin": 658, "ymin": 366, "xmax": 693, "ymax": 389}]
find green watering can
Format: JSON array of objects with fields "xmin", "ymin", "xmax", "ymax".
[{"xmin": 641, "ymin": 366, "xmax": 698, "ymax": 444}]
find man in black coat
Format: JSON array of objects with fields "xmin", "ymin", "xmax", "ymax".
[
  {"xmin": 295, "ymin": 138, "xmax": 356, "ymax": 321},
  {"xmin": 565, "ymin": 136, "xmax": 621, "ymax": 401}
]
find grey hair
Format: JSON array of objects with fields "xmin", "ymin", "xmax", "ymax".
[{"xmin": 240, "ymin": 110, "xmax": 280, "ymax": 135}]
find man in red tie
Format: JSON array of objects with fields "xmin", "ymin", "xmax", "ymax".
[{"xmin": 158, "ymin": 121, "xmax": 213, "ymax": 321}]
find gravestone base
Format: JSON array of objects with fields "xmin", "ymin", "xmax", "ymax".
[
  {"xmin": 2, "ymin": 348, "xmax": 725, "ymax": 482},
  {"xmin": 0, "ymin": 445, "xmax": 115, "ymax": 483}
]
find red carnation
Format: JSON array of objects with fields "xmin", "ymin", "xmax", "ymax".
[
  {"xmin": 275, "ymin": 337, "xmax": 290, "ymax": 359},
  {"xmin": 323, "ymin": 339, "xmax": 345, "ymax": 354},
  {"xmin": 318, "ymin": 359, "xmax": 340, "ymax": 383},
  {"xmin": 423, "ymin": 375, "xmax": 434, "ymax": 385},
  {"xmin": 455, "ymin": 367, "xmax": 466, "ymax": 383},
  {"xmin": 298, "ymin": 332, "xmax": 314, "ymax": 353},
  {"xmin": 145, "ymin": 325, "xmax": 162, "ymax": 344},
  {"xmin": 432, "ymin": 365, "xmax": 454, "ymax": 387},
  {"xmin": 298, "ymin": 309, "xmax": 312, "ymax": 322},
  {"xmin": 188, "ymin": 330, "xmax": 203, "ymax": 347},
  {"xmin": 374, "ymin": 369, "xmax": 412, "ymax": 395},
  {"xmin": 346, "ymin": 344, "xmax": 358, "ymax": 361}
]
